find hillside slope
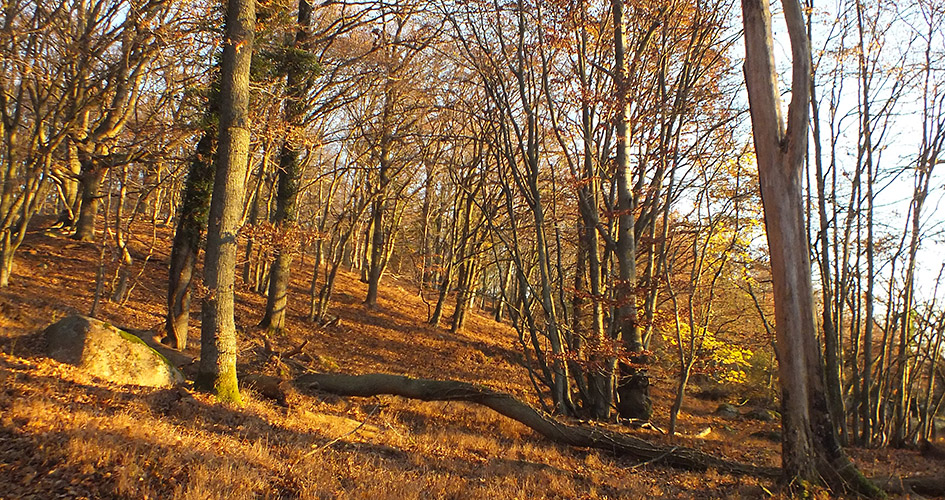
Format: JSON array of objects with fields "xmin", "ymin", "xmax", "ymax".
[{"xmin": 0, "ymin": 222, "xmax": 940, "ymax": 499}]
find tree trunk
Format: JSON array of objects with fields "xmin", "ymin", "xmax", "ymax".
[
  {"xmin": 0, "ymin": 232, "xmax": 15, "ymax": 287},
  {"xmin": 165, "ymin": 129, "xmax": 215, "ymax": 350},
  {"xmin": 72, "ymin": 157, "xmax": 106, "ymax": 242},
  {"xmin": 450, "ymin": 258, "xmax": 478, "ymax": 334},
  {"xmin": 809, "ymin": 58, "xmax": 845, "ymax": 443},
  {"xmin": 494, "ymin": 261, "xmax": 512, "ymax": 322},
  {"xmin": 611, "ymin": 0, "xmax": 650, "ymax": 421},
  {"xmin": 429, "ymin": 265, "xmax": 452, "ymax": 327},
  {"xmin": 365, "ymin": 174, "xmax": 387, "ymax": 307},
  {"xmin": 260, "ymin": 0, "xmax": 312, "ymax": 334},
  {"xmin": 55, "ymin": 140, "xmax": 83, "ymax": 229},
  {"xmin": 295, "ymin": 372, "xmax": 776, "ymax": 477},
  {"xmin": 196, "ymin": 0, "xmax": 255, "ymax": 404},
  {"xmin": 742, "ymin": 0, "xmax": 880, "ymax": 495}
]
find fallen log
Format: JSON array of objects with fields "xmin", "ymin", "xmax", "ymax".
[
  {"xmin": 294, "ymin": 372, "xmax": 778, "ymax": 477},
  {"xmin": 872, "ymin": 474, "xmax": 945, "ymax": 497}
]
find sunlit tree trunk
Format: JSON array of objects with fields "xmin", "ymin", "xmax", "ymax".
[
  {"xmin": 742, "ymin": 0, "xmax": 881, "ymax": 496},
  {"xmin": 196, "ymin": 0, "xmax": 255, "ymax": 404},
  {"xmin": 742, "ymin": 0, "xmax": 879, "ymax": 494}
]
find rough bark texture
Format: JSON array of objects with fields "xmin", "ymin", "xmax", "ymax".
[
  {"xmin": 165, "ymin": 129, "xmax": 215, "ymax": 350},
  {"xmin": 260, "ymin": 0, "xmax": 312, "ymax": 333},
  {"xmin": 742, "ymin": 0, "xmax": 880, "ymax": 496},
  {"xmin": 72, "ymin": 159, "xmax": 106, "ymax": 242},
  {"xmin": 196, "ymin": 0, "xmax": 255, "ymax": 404},
  {"xmin": 295, "ymin": 372, "xmax": 775, "ymax": 476}
]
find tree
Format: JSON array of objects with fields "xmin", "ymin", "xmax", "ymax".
[
  {"xmin": 741, "ymin": 0, "xmax": 879, "ymax": 494},
  {"xmin": 165, "ymin": 122, "xmax": 216, "ymax": 350},
  {"xmin": 259, "ymin": 0, "xmax": 315, "ymax": 334},
  {"xmin": 196, "ymin": 0, "xmax": 255, "ymax": 403}
]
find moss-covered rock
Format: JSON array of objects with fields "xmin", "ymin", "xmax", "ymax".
[{"xmin": 44, "ymin": 315, "xmax": 185, "ymax": 387}]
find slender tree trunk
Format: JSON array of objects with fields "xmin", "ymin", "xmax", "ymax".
[
  {"xmin": 110, "ymin": 164, "xmax": 133, "ymax": 303},
  {"xmin": 260, "ymin": 0, "xmax": 312, "ymax": 334},
  {"xmin": 0, "ymin": 233, "xmax": 16, "ymax": 287},
  {"xmin": 365, "ymin": 156, "xmax": 388, "ymax": 307},
  {"xmin": 450, "ymin": 257, "xmax": 479, "ymax": 334},
  {"xmin": 196, "ymin": 0, "xmax": 255, "ymax": 404},
  {"xmin": 418, "ymin": 163, "xmax": 435, "ymax": 293},
  {"xmin": 165, "ymin": 129, "xmax": 216, "ymax": 350},
  {"xmin": 810, "ymin": 58, "xmax": 845, "ymax": 443},
  {"xmin": 55, "ymin": 140, "xmax": 82, "ymax": 228},
  {"xmin": 429, "ymin": 265, "xmax": 452, "ymax": 327},
  {"xmin": 494, "ymin": 260, "xmax": 512, "ymax": 322}
]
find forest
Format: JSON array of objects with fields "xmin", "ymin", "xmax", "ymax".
[{"xmin": 0, "ymin": 0, "xmax": 944, "ymax": 496}]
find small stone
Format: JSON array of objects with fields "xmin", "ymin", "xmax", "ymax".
[
  {"xmin": 745, "ymin": 407, "xmax": 779, "ymax": 422},
  {"xmin": 714, "ymin": 403, "xmax": 741, "ymax": 419}
]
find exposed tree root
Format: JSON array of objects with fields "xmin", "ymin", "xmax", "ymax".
[{"xmin": 294, "ymin": 372, "xmax": 778, "ymax": 477}]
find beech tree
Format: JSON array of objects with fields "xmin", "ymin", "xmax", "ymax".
[{"xmin": 742, "ymin": 0, "xmax": 879, "ymax": 494}]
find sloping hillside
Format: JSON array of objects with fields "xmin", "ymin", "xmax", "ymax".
[{"xmin": 0, "ymin": 221, "xmax": 940, "ymax": 499}]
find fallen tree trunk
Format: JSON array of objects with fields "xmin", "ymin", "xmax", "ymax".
[
  {"xmin": 295, "ymin": 372, "xmax": 778, "ymax": 477},
  {"xmin": 295, "ymin": 373, "xmax": 945, "ymax": 496},
  {"xmin": 872, "ymin": 475, "xmax": 945, "ymax": 497}
]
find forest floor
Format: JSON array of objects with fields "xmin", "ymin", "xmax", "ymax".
[{"xmin": 0, "ymin": 218, "xmax": 942, "ymax": 499}]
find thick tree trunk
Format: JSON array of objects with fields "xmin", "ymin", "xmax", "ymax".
[
  {"xmin": 611, "ymin": 0, "xmax": 650, "ymax": 421},
  {"xmin": 196, "ymin": 0, "xmax": 255, "ymax": 404},
  {"xmin": 165, "ymin": 130, "xmax": 215, "ymax": 350},
  {"xmin": 72, "ymin": 158, "xmax": 106, "ymax": 242},
  {"xmin": 742, "ymin": 0, "xmax": 880, "ymax": 495}
]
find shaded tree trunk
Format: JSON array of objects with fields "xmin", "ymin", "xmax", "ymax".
[
  {"xmin": 72, "ymin": 157, "xmax": 106, "ymax": 242},
  {"xmin": 165, "ymin": 129, "xmax": 216, "ymax": 350},
  {"xmin": 364, "ymin": 154, "xmax": 389, "ymax": 307},
  {"xmin": 260, "ymin": 0, "xmax": 313, "ymax": 334},
  {"xmin": 611, "ymin": 0, "xmax": 650, "ymax": 421}
]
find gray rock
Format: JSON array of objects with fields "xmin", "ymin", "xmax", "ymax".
[
  {"xmin": 745, "ymin": 407, "xmax": 779, "ymax": 422},
  {"xmin": 44, "ymin": 315, "xmax": 184, "ymax": 387},
  {"xmin": 715, "ymin": 403, "xmax": 741, "ymax": 419},
  {"xmin": 750, "ymin": 429, "xmax": 781, "ymax": 442}
]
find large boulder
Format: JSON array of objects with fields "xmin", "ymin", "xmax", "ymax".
[{"xmin": 44, "ymin": 315, "xmax": 185, "ymax": 387}]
